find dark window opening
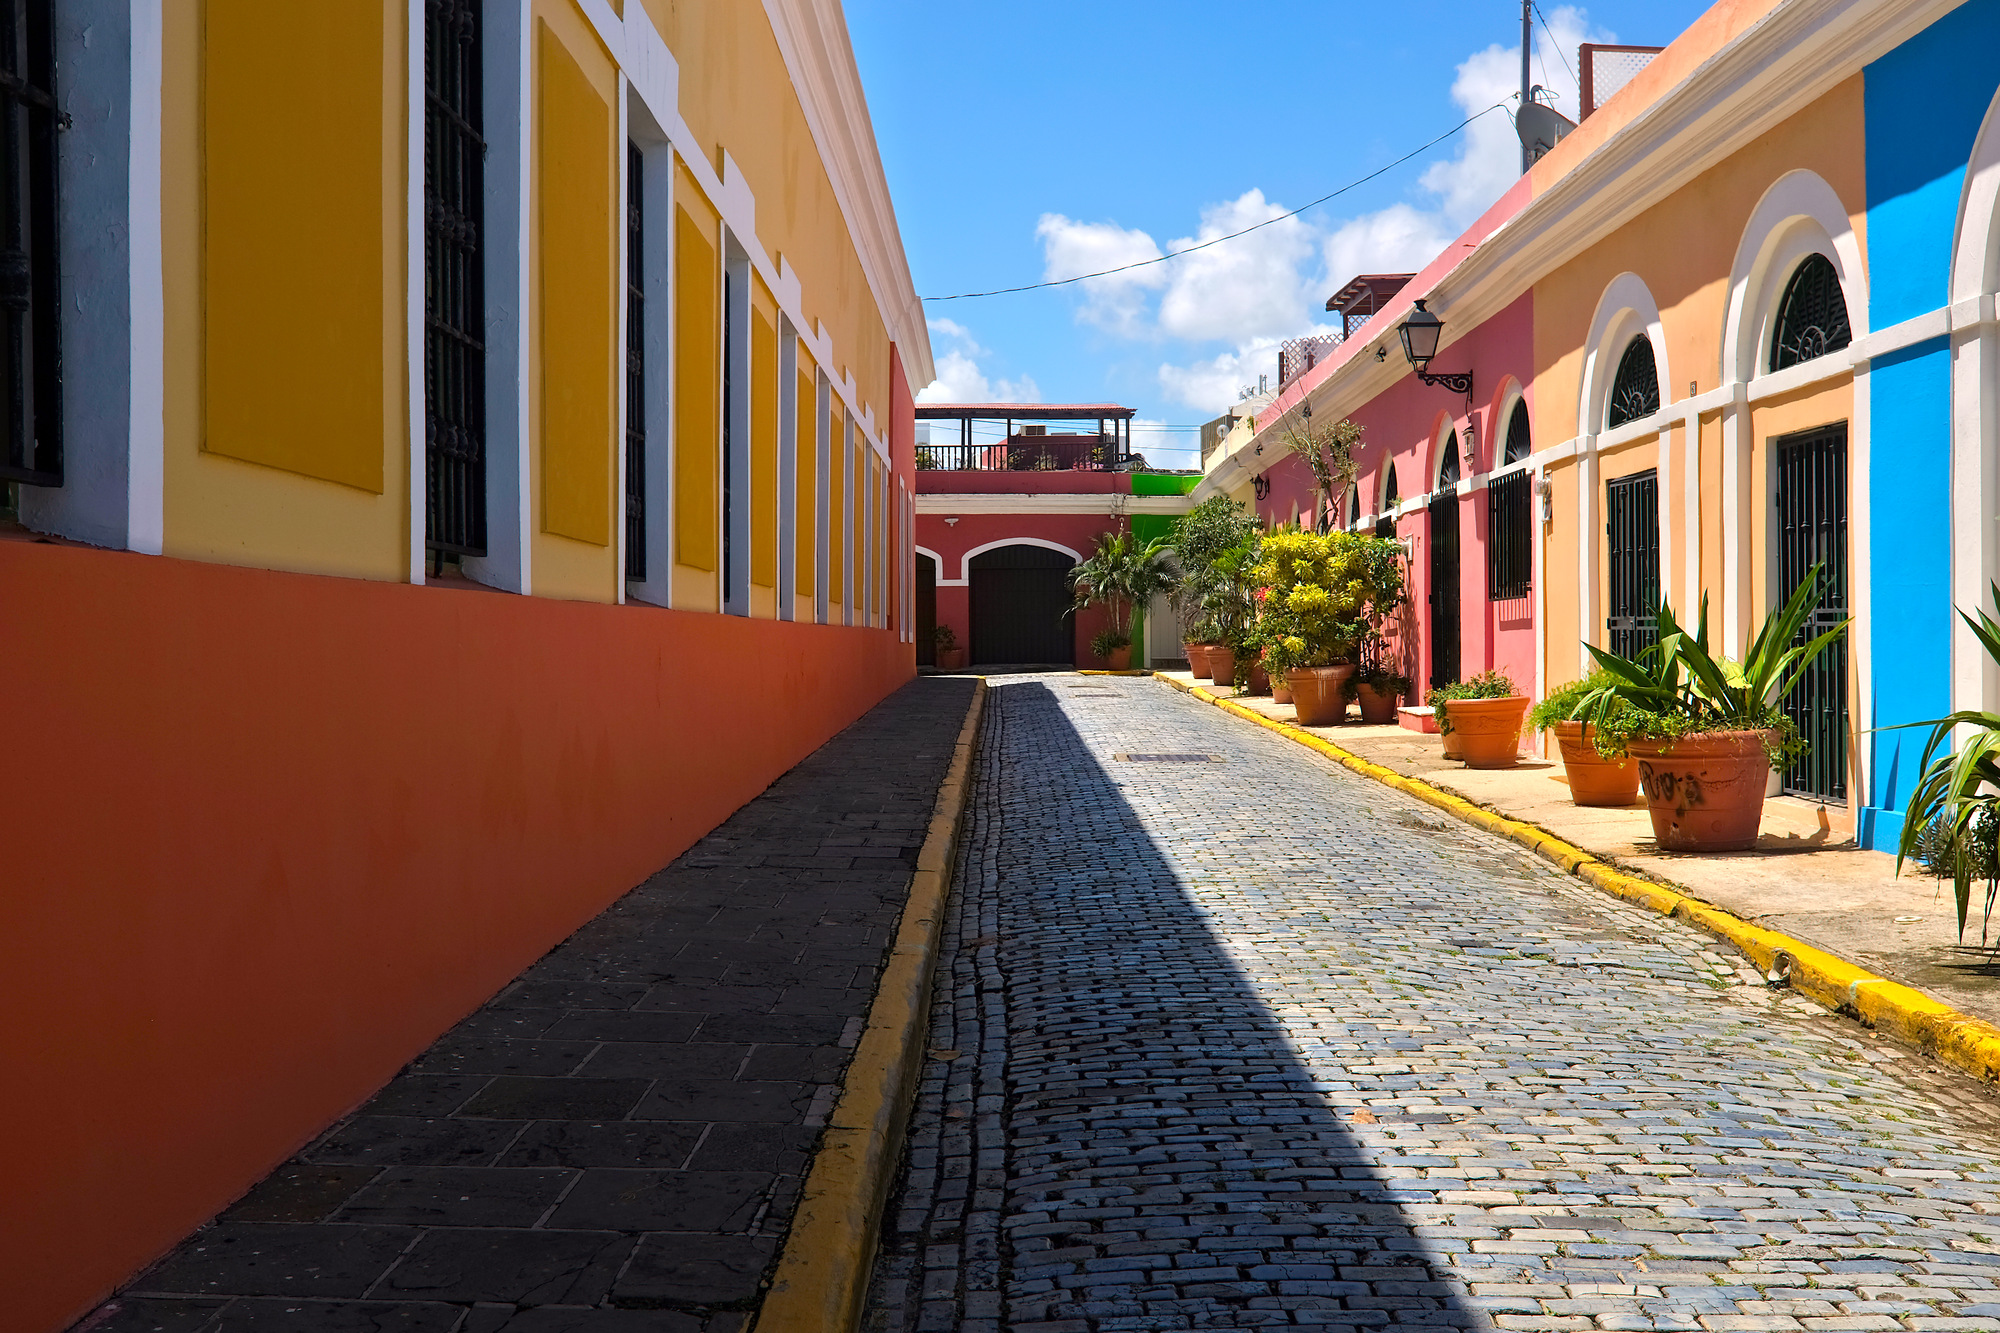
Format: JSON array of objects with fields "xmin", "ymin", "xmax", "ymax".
[
  {"xmin": 1437, "ymin": 434, "xmax": 1460, "ymax": 489},
  {"xmin": 1504, "ymin": 399, "xmax": 1532, "ymax": 464},
  {"xmin": 1770, "ymin": 253, "xmax": 1851, "ymax": 373},
  {"xmin": 722, "ymin": 268, "xmax": 734, "ymax": 600},
  {"xmin": 1775, "ymin": 423, "xmax": 1849, "ymax": 801},
  {"xmin": 1606, "ymin": 469, "xmax": 1659, "ymax": 659},
  {"xmin": 625, "ymin": 140, "xmax": 645, "ymax": 582},
  {"xmin": 1347, "ymin": 485, "xmax": 1360, "ymax": 529},
  {"xmin": 1606, "ymin": 335, "xmax": 1659, "ymax": 429},
  {"xmin": 0, "ymin": 0, "xmax": 61, "ymax": 489},
  {"xmin": 1488, "ymin": 401, "xmax": 1533, "ymax": 601},
  {"xmin": 1374, "ymin": 462, "xmax": 1399, "ymax": 539},
  {"xmin": 425, "ymin": 0, "xmax": 487, "ymax": 561}
]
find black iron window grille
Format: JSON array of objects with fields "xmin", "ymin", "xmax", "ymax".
[
  {"xmin": 1770, "ymin": 254, "xmax": 1852, "ymax": 373},
  {"xmin": 425, "ymin": 0, "xmax": 487, "ymax": 561},
  {"xmin": 1606, "ymin": 335, "xmax": 1659, "ymax": 429},
  {"xmin": 1605, "ymin": 468, "xmax": 1659, "ymax": 659},
  {"xmin": 1487, "ymin": 402, "xmax": 1532, "ymax": 601},
  {"xmin": 1775, "ymin": 424, "xmax": 1849, "ymax": 801},
  {"xmin": 0, "ymin": 0, "xmax": 61, "ymax": 489},
  {"xmin": 1487, "ymin": 472, "xmax": 1531, "ymax": 601},
  {"xmin": 625, "ymin": 141, "xmax": 645, "ymax": 582}
]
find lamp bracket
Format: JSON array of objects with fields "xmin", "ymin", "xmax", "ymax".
[{"xmin": 1413, "ymin": 368, "xmax": 1473, "ymax": 397}]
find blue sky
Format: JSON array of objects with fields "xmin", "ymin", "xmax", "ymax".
[{"xmin": 846, "ymin": 0, "xmax": 1711, "ymax": 467}]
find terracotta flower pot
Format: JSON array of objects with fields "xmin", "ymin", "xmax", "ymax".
[
  {"xmin": 1184, "ymin": 642, "xmax": 1214, "ymax": 680},
  {"xmin": 1288, "ymin": 665, "xmax": 1355, "ymax": 726},
  {"xmin": 1627, "ymin": 731, "xmax": 1770, "ymax": 852},
  {"xmin": 1356, "ymin": 681, "xmax": 1400, "ymax": 725},
  {"xmin": 1443, "ymin": 696, "xmax": 1529, "ymax": 769},
  {"xmin": 1207, "ymin": 646, "xmax": 1237, "ymax": 689},
  {"xmin": 936, "ymin": 647, "xmax": 965, "ymax": 671},
  {"xmin": 1246, "ymin": 661, "xmax": 1271, "ymax": 696},
  {"xmin": 1272, "ymin": 681, "xmax": 1294, "ymax": 704},
  {"xmin": 1553, "ymin": 720, "xmax": 1638, "ymax": 807},
  {"xmin": 1441, "ymin": 725, "xmax": 1464, "ymax": 760},
  {"xmin": 1104, "ymin": 644, "xmax": 1132, "ymax": 671}
]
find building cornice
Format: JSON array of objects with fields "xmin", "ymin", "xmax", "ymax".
[
  {"xmin": 762, "ymin": 0, "xmax": 934, "ymax": 392},
  {"xmin": 1238, "ymin": 0, "xmax": 1965, "ymax": 465},
  {"xmin": 916, "ymin": 492, "xmax": 1195, "ymax": 516}
]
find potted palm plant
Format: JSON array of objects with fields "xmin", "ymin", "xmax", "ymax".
[
  {"xmin": 1528, "ymin": 671, "xmax": 1638, "ymax": 806},
  {"xmin": 1068, "ymin": 528, "xmax": 1178, "ymax": 671},
  {"xmin": 932, "ymin": 624, "xmax": 965, "ymax": 672},
  {"xmin": 1573, "ymin": 567, "xmax": 1847, "ymax": 851}
]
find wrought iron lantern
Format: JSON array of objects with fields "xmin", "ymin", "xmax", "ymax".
[{"xmin": 1397, "ymin": 298, "xmax": 1476, "ymax": 464}]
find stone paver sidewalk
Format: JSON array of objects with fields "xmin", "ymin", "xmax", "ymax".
[
  {"xmin": 82, "ymin": 675, "xmax": 977, "ymax": 1333},
  {"xmin": 869, "ymin": 673, "xmax": 2000, "ymax": 1333},
  {"xmin": 1166, "ymin": 673, "xmax": 2000, "ymax": 1031}
]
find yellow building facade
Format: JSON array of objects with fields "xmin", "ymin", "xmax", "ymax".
[{"xmin": 1, "ymin": 2, "xmax": 930, "ymax": 1326}]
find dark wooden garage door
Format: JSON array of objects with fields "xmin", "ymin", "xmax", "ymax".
[{"xmin": 970, "ymin": 544, "xmax": 1075, "ymax": 666}]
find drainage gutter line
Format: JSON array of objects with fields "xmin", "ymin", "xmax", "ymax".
[{"xmin": 752, "ymin": 678, "xmax": 989, "ymax": 1333}]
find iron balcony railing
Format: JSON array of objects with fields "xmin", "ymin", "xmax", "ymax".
[{"xmin": 916, "ymin": 433, "xmax": 1128, "ymax": 472}]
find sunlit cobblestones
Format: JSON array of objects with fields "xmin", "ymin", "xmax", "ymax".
[{"xmin": 864, "ymin": 676, "xmax": 2000, "ymax": 1333}]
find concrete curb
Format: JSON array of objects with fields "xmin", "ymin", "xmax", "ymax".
[
  {"xmin": 751, "ymin": 678, "xmax": 990, "ymax": 1333},
  {"xmin": 1159, "ymin": 672, "xmax": 2000, "ymax": 1086}
]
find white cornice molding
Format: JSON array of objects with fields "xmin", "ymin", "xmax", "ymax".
[
  {"xmin": 1239, "ymin": 0, "xmax": 1964, "ymax": 461},
  {"xmin": 916, "ymin": 492, "xmax": 1195, "ymax": 516},
  {"xmin": 762, "ymin": 0, "xmax": 933, "ymax": 392}
]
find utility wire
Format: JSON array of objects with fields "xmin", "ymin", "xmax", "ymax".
[
  {"xmin": 1531, "ymin": 0, "xmax": 1578, "ymax": 88},
  {"xmin": 920, "ymin": 98, "xmax": 1518, "ymax": 303}
]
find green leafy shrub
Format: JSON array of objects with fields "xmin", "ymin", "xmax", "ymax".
[
  {"xmin": 1527, "ymin": 670, "xmax": 1619, "ymax": 733},
  {"xmin": 1426, "ymin": 669, "xmax": 1519, "ymax": 735}
]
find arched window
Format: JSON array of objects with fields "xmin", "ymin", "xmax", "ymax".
[
  {"xmin": 1438, "ymin": 433, "xmax": 1461, "ymax": 489},
  {"xmin": 1375, "ymin": 462, "xmax": 1400, "ymax": 538},
  {"xmin": 1489, "ymin": 401, "xmax": 1533, "ymax": 601},
  {"xmin": 1347, "ymin": 485, "xmax": 1360, "ymax": 529},
  {"xmin": 1504, "ymin": 400, "xmax": 1531, "ymax": 464},
  {"xmin": 1769, "ymin": 253, "xmax": 1852, "ymax": 372},
  {"xmin": 1606, "ymin": 336, "xmax": 1660, "ymax": 428}
]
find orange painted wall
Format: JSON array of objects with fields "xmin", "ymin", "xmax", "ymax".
[{"xmin": 0, "ymin": 537, "xmax": 913, "ymax": 1333}]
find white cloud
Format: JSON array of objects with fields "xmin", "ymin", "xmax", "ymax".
[
  {"xmin": 1156, "ymin": 190, "xmax": 1319, "ymax": 346},
  {"xmin": 1156, "ymin": 338, "xmax": 1286, "ymax": 414},
  {"xmin": 1012, "ymin": 10, "xmax": 1616, "ymax": 420},
  {"xmin": 1036, "ymin": 213, "xmax": 1166, "ymax": 338},
  {"xmin": 925, "ymin": 316, "xmax": 986, "ymax": 356},
  {"xmin": 918, "ymin": 349, "xmax": 1040, "ymax": 405}
]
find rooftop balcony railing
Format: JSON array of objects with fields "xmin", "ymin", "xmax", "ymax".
[{"xmin": 916, "ymin": 432, "xmax": 1128, "ymax": 472}]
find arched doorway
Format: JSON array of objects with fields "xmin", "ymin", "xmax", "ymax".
[
  {"xmin": 970, "ymin": 544, "xmax": 1076, "ymax": 666},
  {"xmin": 916, "ymin": 553, "xmax": 938, "ymax": 666},
  {"xmin": 1428, "ymin": 440, "xmax": 1462, "ymax": 689}
]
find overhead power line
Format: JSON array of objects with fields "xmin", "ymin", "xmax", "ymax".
[{"xmin": 920, "ymin": 97, "xmax": 1518, "ymax": 304}]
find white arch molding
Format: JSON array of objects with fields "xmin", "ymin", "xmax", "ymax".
[
  {"xmin": 914, "ymin": 544, "xmax": 954, "ymax": 586},
  {"xmin": 1716, "ymin": 169, "xmax": 1868, "ymax": 661},
  {"xmin": 1952, "ymin": 87, "xmax": 2000, "ymax": 720},
  {"xmin": 1575, "ymin": 273, "xmax": 1672, "ymax": 671},
  {"xmin": 953, "ymin": 537, "xmax": 1082, "ymax": 585},
  {"xmin": 1429, "ymin": 414, "xmax": 1460, "ymax": 492}
]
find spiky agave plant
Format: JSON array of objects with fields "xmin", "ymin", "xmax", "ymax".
[{"xmin": 1895, "ymin": 584, "xmax": 2000, "ymax": 943}]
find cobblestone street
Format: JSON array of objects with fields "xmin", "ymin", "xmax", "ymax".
[{"xmin": 866, "ymin": 675, "xmax": 2000, "ymax": 1333}]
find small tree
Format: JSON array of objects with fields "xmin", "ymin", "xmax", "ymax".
[
  {"xmin": 1252, "ymin": 529, "xmax": 1405, "ymax": 678},
  {"xmin": 1068, "ymin": 528, "xmax": 1178, "ymax": 650},
  {"xmin": 1169, "ymin": 494, "xmax": 1262, "ymax": 639},
  {"xmin": 1277, "ymin": 407, "xmax": 1363, "ymax": 532}
]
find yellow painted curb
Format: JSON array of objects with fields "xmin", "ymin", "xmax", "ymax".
[
  {"xmin": 1158, "ymin": 671, "xmax": 2000, "ymax": 1086},
  {"xmin": 752, "ymin": 678, "xmax": 989, "ymax": 1333}
]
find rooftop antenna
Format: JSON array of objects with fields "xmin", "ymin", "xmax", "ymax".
[{"xmin": 1520, "ymin": 0, "xmax": 1532, "ymax": 174}]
